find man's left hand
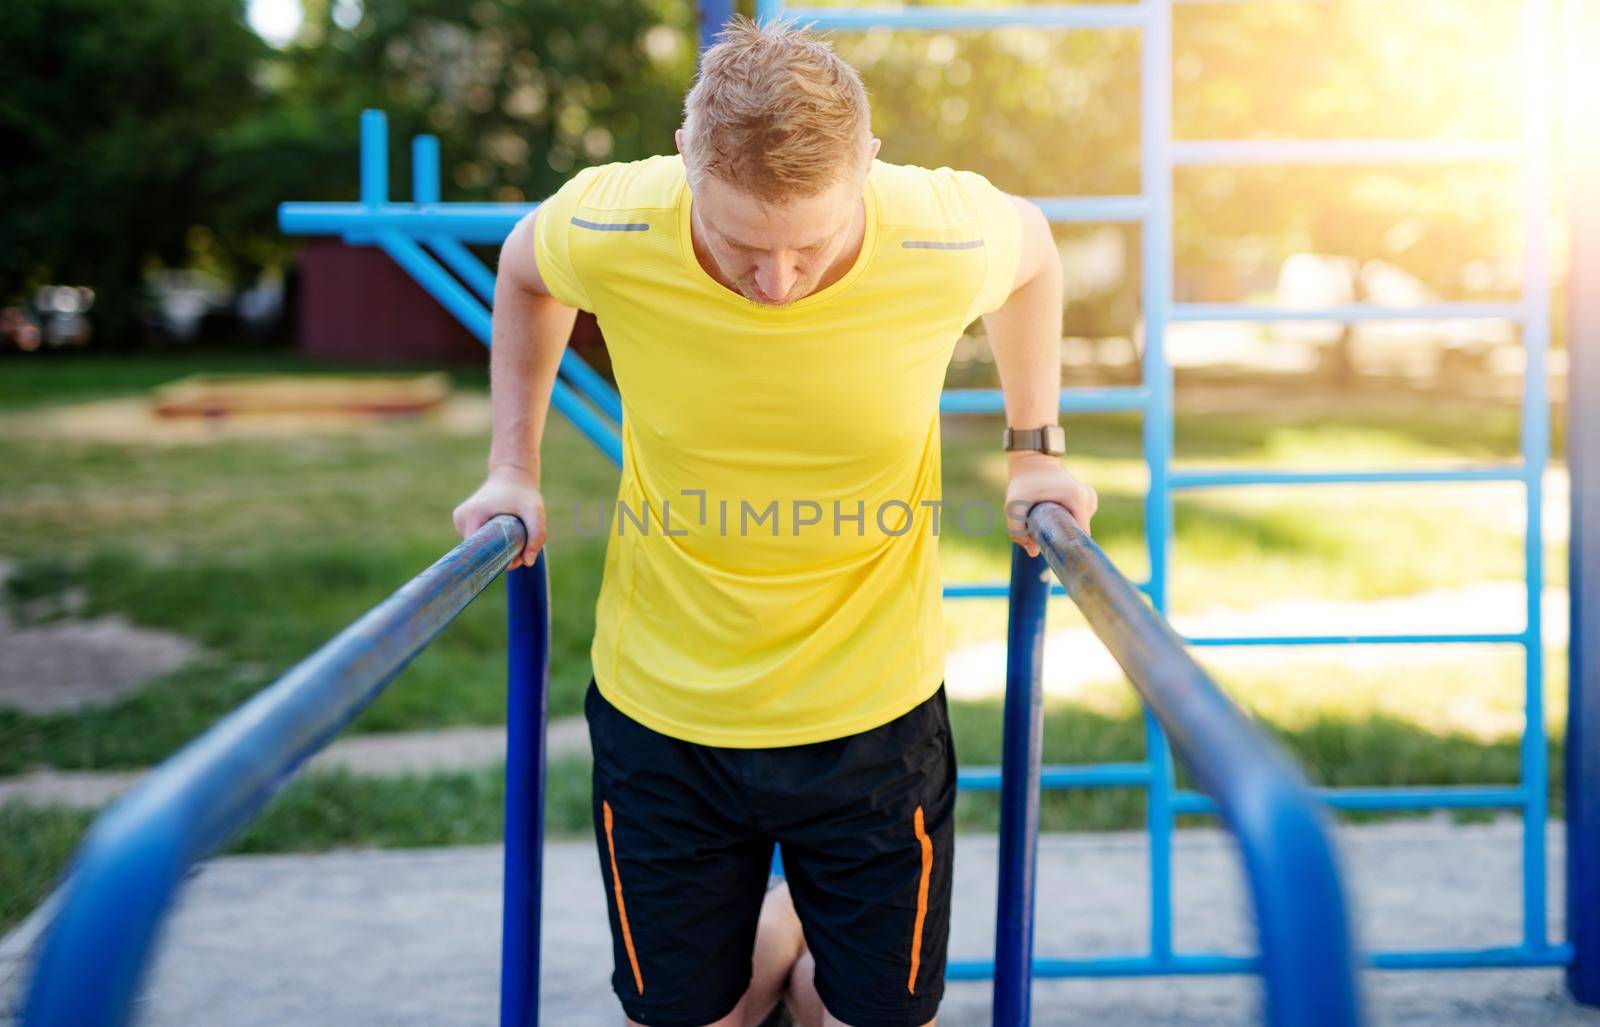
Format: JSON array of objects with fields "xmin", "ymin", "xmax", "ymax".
[{"xmin": 1004, "ymin": 452, "xmax": 1098, "ymax": 557}]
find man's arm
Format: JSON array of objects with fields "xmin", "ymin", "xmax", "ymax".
[
  {"xmin": 983, "ymin": 195, "xmax": 1099, "ymax": 555},
  {"xmin": 452, "ymin": 207, "xmax": 581, "ymax": 568}
]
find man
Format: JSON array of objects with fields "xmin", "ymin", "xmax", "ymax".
[{"xmin": 454, "ymin": 16, "xmax": 1097, "ymax": 1027}]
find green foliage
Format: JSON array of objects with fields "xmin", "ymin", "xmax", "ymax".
[
  {"xmin": 199, "ymin": 0, "xmax": 696, "ymax": 274},
  {"xmin": 0, "ymin": 0, "xmax": 695, "ymax": 344},
  {"xmin": 0, "ymin": 0, "xmax": 265, "ymax": 340}
]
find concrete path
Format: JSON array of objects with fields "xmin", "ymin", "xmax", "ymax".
[
  {"xmin": 3, "ymin": 818, "xmax": 1593, "ymax": 1026},
  {"xmin": 0, "ymin": 718, "xmax": 592, "ymax": 808}
]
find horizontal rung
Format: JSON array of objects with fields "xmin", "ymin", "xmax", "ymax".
[
  {"xmin": 944, "ymin": 582, "xmax": 1070, "ymax": 600},
  {"xmin": 1170, "ymin": 138, "xmax": 1523, "ymax": 165},
  {"xmin": 1170, "ymin": 466, "xmax": 1528, "ymax": 487},
  {"xmin": 947, "ymin": 953, "xmax": 1256, "ymax": 980},
  {"xmin": 1369, "ymin": 944, "xmax": 1572, "ymax": 970},
  {"xmin": 941, "ymin": 386, "xmax": 1151, "ymax": 415},
  {"xmin": 281, "ymin": 202, "xmax": 531, "ymax": 244},
  {"xmin": 1183, "ymin": 631, "xmax": 1529, "ymax": 647},
  {"xmin": 960, "ymin": 762, "xmax": 1151, "ymax": 791},
  {"xmin": 1172, "ymin": 784, "xmax": 1529, "ymax": 815},
  {"xmin": 1032, "ymin": 195, "xmax": 1148, "ymax": 223},
  {"xmin": 944, "ymin": 579, "xmax": 1154, "ymax": 600},
  {"xmin": 1171, "ymin": 301, "xmax": 1525, "ymax": 322},
  {"xmin": 947, "ymin": 944, "xmax": 1571, "ymax": 980},
  {"xmin": 782, "ymin": 5, "xmax": 1148, "ymax": 30}
]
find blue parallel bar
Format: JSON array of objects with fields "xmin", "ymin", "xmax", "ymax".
[
  {"xmin": 950, "ymin": 944, "xmax": 1573, "ymax": 980},
  {"xmin": 1025, "ymin": 501, "xmax": 1360, "ymax": 1025},
  {"xmin": 1170, "ymin": 138, "xmax": 1522, "ymax": 165},
  {"xmin": 1171, "ymin": 785, "xmax": 1529, "ymax": 816},
  {"xmin": 1566, "ymin": 0, "xmax": 1600, "ymax": 1002},
  {"xmin": 22, "ymin": 516, "xmax": 530, "ymax": 1027},
  {"xmin": 1184, "ymin": 631, "xmax": 1528, "ymax": 647},
  {"xmin": 1169, "ymin": 466, "xmax": 1527, "ymax": 487},
  {"xmin": 992, "ymin": 545, "xmax": 1050, "ymax": 1025},
  {"xmin": 773, "ymin": 5, "xmax": 1148, "ymax": 30},
  {"xmin": 961, "ymin": 762, "xmax": 1151, "ymax": 791},
  {"xmin": 941, "ymin": 385, "xmax": 1150, "ymax": 414},
  {"xmin": 1171, "ymin": 301, "xmax": 1526, "ymax": 322},
  {"xmin": 499, "ymin": 556, "xmax": 551, "ymax": 1027}
]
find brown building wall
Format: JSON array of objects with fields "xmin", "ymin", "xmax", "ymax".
[{"xmin": 297, "ymin": 240, "xmax": 485, "ymax": 364}]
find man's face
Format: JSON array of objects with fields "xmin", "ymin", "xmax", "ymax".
[{"xmin": 687, "ymin": 168, "xmax": 865, "ymax": 308}]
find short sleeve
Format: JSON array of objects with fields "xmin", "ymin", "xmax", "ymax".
[
  {"xmin": 532, "ymin": 165, "xmax": 605, "ymax": 311},
  {"xmin": 953, "ymin": 170, "xmax": 1024, "ymax": 325}
]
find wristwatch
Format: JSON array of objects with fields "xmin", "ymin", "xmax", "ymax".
[{"xmin": 1003, "ymin": 424, "xmax": 1066, "ymax": 456}]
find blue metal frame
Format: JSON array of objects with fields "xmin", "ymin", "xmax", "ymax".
[
  {"xmin": 260, "ymin": 0, "xmax": 1590, "ymax": 1016},
  {"xmin": 22, "ymin": 516, "xmax": 544, "ymax": 1027},
  {"xmin": 1566, "ymin": 0, "xmax": 1600, "ymax": 1001},
  {"xmin": 749, "ymin": 0, "xmax": 1573, "ymax": 989}
]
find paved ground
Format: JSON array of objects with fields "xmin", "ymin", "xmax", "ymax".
[
  {"xmin": 4, "ymin": 818, "xmax": 1595, "ymax": 1026},
  {"xmin": 0, "ymin": 719, "xmax": 593, "ymax": 807}
]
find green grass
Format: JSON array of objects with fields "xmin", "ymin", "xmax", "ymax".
[
  {"xmin": 0, "ymin": 353, "xmax": 1571, "ymax": 931},
  {"xmin": 0, "ymin": 757, "xmax": 596, "ymax": 936},
  {"xmin": 1, "ymin": 688, "xmax": 1559, "ymax": 936},
  {"xmin": 0, "ymin": 354, "xmax": 1560, "ymax": 773}
]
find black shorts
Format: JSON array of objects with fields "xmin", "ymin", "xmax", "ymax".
[{"xmin": 584, "ymin": 678, "xmax": 956, "ymax": 1027}]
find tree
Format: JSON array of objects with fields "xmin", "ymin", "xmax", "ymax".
[{"xmin": 0, "ymin": 0, "xmax": 265, "ymax": 344}]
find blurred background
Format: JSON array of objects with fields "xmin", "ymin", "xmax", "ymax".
[{"xmin": 0, "ymin": 0, "xmax": 1576, "ymax": 982}]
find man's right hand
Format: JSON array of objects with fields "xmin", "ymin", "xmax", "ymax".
[{"xmin": 453, "ymin": 465, "xmax": 548, "ymax": 570}]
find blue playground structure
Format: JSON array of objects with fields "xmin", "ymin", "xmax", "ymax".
[{"xmin": 18, "ymin": 0, "xmax": 1600, "ymax": 1024}]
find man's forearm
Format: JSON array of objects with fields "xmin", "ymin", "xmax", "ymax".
[
  {"xmin": 486, "ymin": 277, "xmax": 579, "ymax": 481},
  {"xmin": 983, "ymin": 248, "xmax": 1065, "ymax": 464}
]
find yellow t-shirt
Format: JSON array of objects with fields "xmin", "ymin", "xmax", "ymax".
[{"xmin": 534, "ymin": 154, "xmax": 1022, "ymax": 747}]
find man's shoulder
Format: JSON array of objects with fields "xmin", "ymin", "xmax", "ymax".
[
  {"xmin": 562, "ymin": 154, "xmax": 685, "ymax": 216},
  {"xmin": 869, "ymin": 159, "xmax": 1007, "ymax": 231}
]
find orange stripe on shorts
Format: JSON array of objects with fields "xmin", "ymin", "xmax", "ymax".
[
  {"xmin": 602, "ymin": 799, "xmax": 645, "ymax": 995},
  {"xmin": 908, "ymin": 804, "xmax": 934, "ymax": 994}
]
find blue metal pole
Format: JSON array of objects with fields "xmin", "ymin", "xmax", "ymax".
[
  {"xmin": 1140, "ymin": 0, "xmax": 1177, "ymax": 964},
  {"xmin": 412, "ymin": 134, "xmax": 441, "ymax": 204},
  {"xmin": 993, "ymin": 543, "xmax": 1049, "ymax": 1025},
  {"xmin": 373, "ymin": 229, "xmax": 623, "ymax": 466},
  {"xmin": 1519, "ymin": 0, "xmax": 1553, "ymax": 953},
  {"xmin": 361, "ymin": 109, "xmax": 388, "ymax": 207},
  {"xmin": 500, "ymin": 550, "xmax": 551, "ymax": 1026},
  {"xmin": 699, "ymin": 0, "xmax": 734, "ymax": 50},
  {"xmin": 1566, "ymin": 0, "xmax": 1600, "ymax": 1003}
]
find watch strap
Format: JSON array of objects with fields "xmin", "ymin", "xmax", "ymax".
[{"xmin": 1003, "ymin": 424, "xmax": 1066, "ymax": 456}]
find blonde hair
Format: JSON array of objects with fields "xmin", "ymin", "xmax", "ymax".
[{"xmin": 682, "ymin": 15, "xmax": 872, "ymax": 201}]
